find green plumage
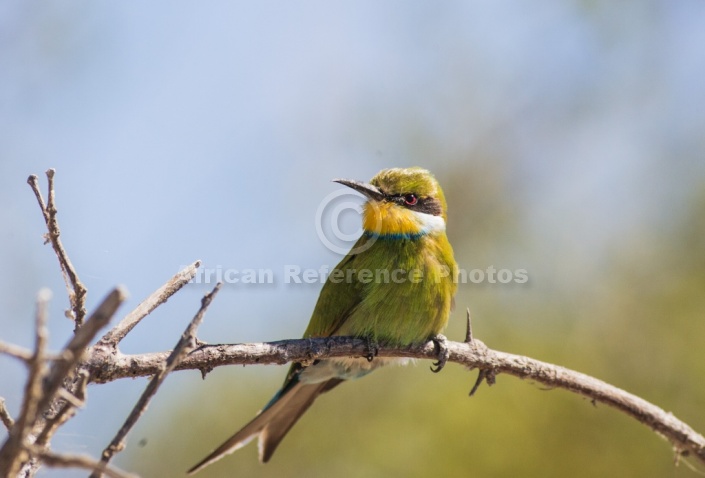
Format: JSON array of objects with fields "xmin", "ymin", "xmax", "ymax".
[
  {"xmin": 305, "ymin": 232, "xmax": 456, "ymax": 344},
  {"xmin": 188, "ymin": 167, "xmax": 457, "ymax": 474}
]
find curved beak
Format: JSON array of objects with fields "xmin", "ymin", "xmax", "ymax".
[{"xmin": 332, "ymin": 178, "xmax": 385, "ymax": 201}]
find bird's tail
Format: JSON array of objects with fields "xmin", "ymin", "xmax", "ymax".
[{"xmin": 187, "ymin": 377, "xmax": 342, "ymax": 474}]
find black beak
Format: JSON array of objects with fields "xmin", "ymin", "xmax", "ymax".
[{"xmin": 332, "ymin": 178, "xmax": 385, "ymax": 201}]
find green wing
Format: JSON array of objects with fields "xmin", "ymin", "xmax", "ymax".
[
  {"xmin": 302, "ymin": 235, "xmax": 370, "ymax": 338},
  {"xmin": 276, "ymin": 236, "xmax": 368, "ymax": 389}
]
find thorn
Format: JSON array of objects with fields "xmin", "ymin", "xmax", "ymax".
[
  {"xmin": 469, "ymin": 368, "xmax": 496, "ymax": 396},
  {"xmin": 430, "ymin": 334, "xmax": 449, "ymax": 373},
  {"xmin": 200, "ymin": 282, "xmax": 222, "ymax": 306},
  {"xmin": 199, "ymin": 367, "xmax": 213, "ymax": 380},
  {"xmin": 465, "ymin": 308, "xmax": 473, "ymax": 343},
  {"xmin": 469, "ymin": 369, "xmax": 486, "ymax": 396}
]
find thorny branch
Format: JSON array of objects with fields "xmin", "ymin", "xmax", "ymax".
[
  {"xmin": 0, "ymin": 171, "xmax": 130, "ymax": 478},
  {"xmin": 96, "ymin": 260, "xmax": 202, "ymax": 349},
  {"xmin": 0, "ymin": 289, "xmax": 127, "ymax": 477},
  {"xmin": 31, "ymin": 447, "xmax": 136, "ymax": 478},
  {"xmin": 0, "ymin": 169, "xmax": 703, "ymax": 477},
  {"xmin": 27, "ymin": 169, "xmax": 87, "ymax": 331},
  {"xmin": 91, "ymin": 283, "xmax": 222, "ymax": 477},
  {"xmin": 35, "ymin": 288, "xmax": 127, "ymax": 421},
  {"xmin": 83, "ymin": 331, "xmax": 705, "ymax": 466},
  {"xmin": 0, "ymin": 289, "xmax": 50, "ymax": 476}
]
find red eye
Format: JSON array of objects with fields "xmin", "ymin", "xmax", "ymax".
[{"xmin": 404, "ymin": 194, "xmax": 418, "ymax": 206}]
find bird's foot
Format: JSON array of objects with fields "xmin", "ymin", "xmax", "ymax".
[
  {"xmin": 364, "ymin": 336, "xmax": 379, "ymax": 362},
  {"xmin": 430, "ymin": 334, "xmax": 449, "ymax": 373}
]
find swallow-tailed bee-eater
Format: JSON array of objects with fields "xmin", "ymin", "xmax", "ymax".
[{"xmin": 189, "ymin": 167, "xmax": 457, "ymax": 473}]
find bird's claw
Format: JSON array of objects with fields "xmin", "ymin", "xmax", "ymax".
[
  {"xmin": 430, "ymin": 334, "xmax": 449, "ymax": 373},
  {"xmin": 365, "ymin": 336, "xmax": 379, "ymax": 362}
]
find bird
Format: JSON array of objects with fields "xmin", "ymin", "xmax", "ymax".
[{"xmin": 188, "ymin": 167, "xmax": 457, "ymax": 474}]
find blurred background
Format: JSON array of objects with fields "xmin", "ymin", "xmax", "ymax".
[{"xmin": 1, "ymin": 1, "xmax": 704, "ymax": 477}]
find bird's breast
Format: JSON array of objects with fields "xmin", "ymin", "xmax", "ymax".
[{"xmin": 332, "ymin": 234, "xmax": 457, "ymax": 345}]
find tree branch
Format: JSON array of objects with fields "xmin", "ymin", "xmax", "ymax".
[
  {"xmin": 91, "ymin": 283, "xmax": 221, "ymax": 477},
  {"xmin": 30, "ymin": 447, "xmax": 136, "ymax": 478},
  {"xmin": 27, "ymin": 170, "xmax": 87, "ymax": 330},
  {"xmin": 0, "ymin": 289, "xmax": 51, "ymax": 476},
  {"xmin": 35, "ymin": 371, "xmax": 89, "ymax": 447},
  {"xmin": 0, "ymin": 287, "xmax": 127, "ymax": 477},
  {"xmin": 35, "ymin": 287, "xmax": 127, "ymax": 421},
  {"xmin": 0, "ymin": 398, "xmax": 14, "ymax": 431},
  {"xmin": 0, "ymin": 342, "xmax": 33, "ymax": 363},
  {"xmin": 96, "ymin": 260, "xmax": 202, "ymax": 349},
  {"xmin": 83, "ymin": 334, "xmax": 705, "ymax": 465}
]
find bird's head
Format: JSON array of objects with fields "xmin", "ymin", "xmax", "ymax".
[{"xmin": 334, "ymin": 167, "xmax": 447, "ymax": 239}]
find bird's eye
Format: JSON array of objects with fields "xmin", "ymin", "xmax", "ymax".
[{"xmin": 404, "ymin": 194, "xmax": 418, "ymax": 206}]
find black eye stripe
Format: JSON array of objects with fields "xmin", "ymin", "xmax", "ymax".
[
  {"xmin": 384, "ymin": 194, "xmax": 443, "ymax": 216},
  {"xmin": 414, "ymin": 198, "xmax": 443, "ymax": 216}
]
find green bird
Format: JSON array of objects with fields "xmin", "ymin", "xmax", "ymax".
[{"xmin": 188, "ymin": 167, "xmax": 457, "ymax": 474}]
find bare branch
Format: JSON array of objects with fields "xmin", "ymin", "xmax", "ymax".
[
  {"xmin": 27, "ymin": 170, "xmax": 87, "ymax": 331},
  {"xmin": 84, "ymin": 336, "xmax": 705, "ymax": 465},
  {"xmin": 92, "ymin": 283, "xmax": 221, "ymax": 477},
  {"xmin": 55, "ymin": 387, "xmax": 85, "ymax": 409},
  {"xmin": 26, "ymin": 175, "xmax": 50, "ymax": 226},
  {"xmin": 0, "ymin": 341, "xmax": 33, "ymax": 363},
  {"xmin": 0, "ymin": 341, "xmax": 65, "ymax": 365},
  {"xmin": 20, "ymin": 288, "xmax": 50, "ymax": 428},
  {"xmin": 0, "ymin": 398, "xmax": 15, "ymax": 430},
  {"xmin": 0, "ymin": 289, "xmax": 51, "ymax": 476},
  {"xmin": 1, "ymin": 288, "xmax": 127, "ymax": 477},
  {"xmin": 35, "ymin": 371, "xmax": 89, "ymax": 447},
  {"xmin": 96, "ymin": 260, "xmax": 202, "ymax": 349},
  {"xmin": 31, "ymin": 447, "xmax": 136, "ymax": 478},
  {"xmin": 36, "ymin": 287, "xmax": 127, "ymax": 423}
]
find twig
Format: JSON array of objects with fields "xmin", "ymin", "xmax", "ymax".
[
  {"xmin": 55, "ymin": 387, "xmax": 85, "ymax": 409},
  {"xmin": 27, "ymin": 170, "xmax": 87, "ymax": 331},
  {"xmin": 96, "ymin": 260, "xmax": 202, "ymax": 349},
  {"xmin": 0, "ymin": 398, "xmax": 15, "ymax": 430},
  {"xmin": 0, "ymin": 341, "xmax": 34, "ymax": 363},
  {"xmin": 31, "ymin": 447, "xmax": 136, "ymax": 478},
  {"xmin": 22, "ymin": 289, "xmax": 50, "ymax": 430},
  {"xmin": 35, "ymin": 371, "xmax": 89, "ymax": 447},
  {"xmin": 36, "ymin": 287, "xmax": 127, "ymax": 420},
  {"xmin": 26, "ymin": 175, "xmax": 50, "ymax": 226},
  {"xmin": 83, "ymin": 336, "xmax": 705, "ymax": 465},
  {"xmin": 0, "ymin": 289, "xmax": 51, "ymax": 476},
  {"xmin": 0, "ymin": 341, "xmax": 66, "ymax": 364},
  {"xmin": 91, "ymin": 283, "xmax": 222, "ymax": 477}
]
